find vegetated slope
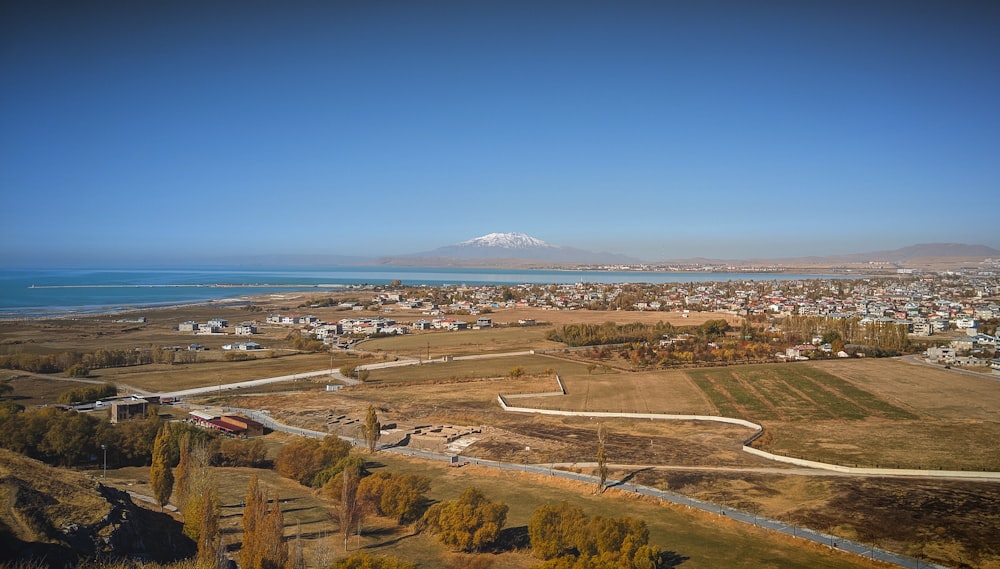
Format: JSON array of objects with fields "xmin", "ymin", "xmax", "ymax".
[{"xmin": 0, "ymin": 448, "xmax": 193, "ymax": 567}]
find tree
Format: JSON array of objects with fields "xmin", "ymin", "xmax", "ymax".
[
  {"xmin": 241, "ymin": 475, "xmax": 288, "ymax": 569},
  {"xmin": 174, "ymin": 433, "xmax": 193, "ymax": 510},
  {"xmin": 509, "ymin": 366, "xmax": 526, "ymax": 379},
  {"xmin": 183, "ymin": 443, "xmax": 218, "ymax": 543},
  {"xmin": 358, "ymin": 471, "xmax": 431, "ymax": 524},
  {"xmin": 528, "ymin": 502, "xmax": 586, "ymax": 560},
  {"xmin": 275, "ymin": 436, "xmax": 351, "ymax": 487},
  {"xmin": 326, "ymin": 462, "xmax": 365, "ymax": 551},
  {"xmin": 362, "ymin": 405, "xmax": 381, "ymax": 454},
  {"xmin": 529, "ymin": 505, "xmax": 663, "ymax": 569},
  {"xmin": 150, "ymin": 423, "xmax": 174, "ymax": 509},
  {"xmin": 596, "ymin": 423, "xmax": 609, "ymax": 494},
  {"xmin": 422, "ymin": 487, "xmax": 508, "ymax": 552},
  {"xmin": 193, "ymin": 483, "xmax": 223, "ymax": 569}
]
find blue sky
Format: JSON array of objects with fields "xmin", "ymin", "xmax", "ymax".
[{"xmin": 2, "ymin": 0, "xmax": 998, "ymax": 265}]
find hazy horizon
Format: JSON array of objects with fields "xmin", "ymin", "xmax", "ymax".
[{"xmin": 3, "ymin": 1, "xmax": 999, "ymax": 265}]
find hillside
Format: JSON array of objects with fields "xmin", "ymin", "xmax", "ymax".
[{"xmin": 0, "ymin": 449, "xmax": 193, "ymax": 567}]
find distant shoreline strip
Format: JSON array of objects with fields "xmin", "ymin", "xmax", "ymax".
[{"xmin": 27, "ymin": 283, "xmax": 351, "ymax": 289}]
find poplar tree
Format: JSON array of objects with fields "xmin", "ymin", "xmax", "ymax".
[
  {"xmin": 362, "ymin": 404, "xmax": 381, "ymax": 454},
  {"xmin": 240, "ymin": 475, "xmax": 288, "ymax": 569},
  {"xmin": 596, "ymin": 422, "xmax": 608, "ymax": 494},
  {"xmin": 194, "ymin": 487, "xmax": 223, "ymax": 569},
  {"xmin": 150, "ymin": 423, "xmax": 173, "ymax": 510},
  {"xmin": 335, "ymin": 464, "xmax": 364, "ymax": 551},
  {"xmin": 183, "ymin": 444, "xmax": 217, "ymax": 542},
  {"xmin": 174, "ymin": 433, "xmax": 192, "ymax": 510},
  {"xmin": 240, "ymin": 474, "xmax": 267, "ymax": 569}
]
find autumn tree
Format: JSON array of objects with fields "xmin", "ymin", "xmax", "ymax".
[
  {"xmin": 528, "ymin": 502, "xmax": 586, "ymax": 560},
  {"xmin": 274, "ymin": 435, "xmax": 352, "ymax": 487},
  {"xmin": 324, "ymin": 461, "xmax": 367, "ymax": 551},
  {"xmin": 183, "ymin": 443, "xmax": 218, "ymax": 543},
  {"xmin": 193, "ymin": 484, "xmax": 224, "ymax": 569},
  {"xmin": 529, "ymin": 505, "xmax": 664, "ymax": 569},
  {"xmin": 357, "ymin": 471, "xmax": 431, "ymax": 524},
  {"xmin": 173, "ymin": 434, "xmax": 193, "ymax": 510},
  {"xmin": 596, "ymin": 422, "xmax": 609, "ymax": 494},
  {"xmin": 422, "ymin": 486, "xmax": 508, "ymax": 552},
  {"xmin": 240, "ymin": 474, "xmax": 288, "ymax": 569},
  {"xmin": 361, "ymin": 405, "xmax": 381, "ymax": 454},
  {"xmin": 150, "ymin": 423, "xmax": 174, "ymax": 510}
]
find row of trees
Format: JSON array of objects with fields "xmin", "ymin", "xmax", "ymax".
[
  {"xmin": 783, "ymin": 316, "xmax": 911, "ymax": 353},
  {"xmin": 615, "ymin": 339, "xmax": 776, "ymax": 369},
  {"xmin": 0, "ymin": 403, "xmax": 265, "ymax": 470},
  {"xmin": 56, "ymin": 382, "xmax": 118, "ymax": 404},
  {"xmin": 547, "ymin": 320, "xmax": 733, "ymax": 348},
  {"xmin": 546, "ymin": 322, "xmax": 677, "ymax": 347},
  {"xmin": 0, "ymin": 346, "xmax": 177, "ymax": 375}
]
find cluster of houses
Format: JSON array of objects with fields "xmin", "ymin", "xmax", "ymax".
[
  {"xmin": 262, "ymin": 312, "xmax": 498, "ymax": 346},
  {"xmin": 177, "ymin": 318, "xmax": 258, "ymax": 335},
  {"xmin": 924, "ymin": 330, "xmax": 1000, "ymax": 373}
]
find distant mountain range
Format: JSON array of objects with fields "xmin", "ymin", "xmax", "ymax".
[{"xmin": 374, "ymin": 233, "xmax": 1000, "ymax": 269}]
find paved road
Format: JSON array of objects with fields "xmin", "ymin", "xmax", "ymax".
[{"xmin": 157, "ymin": 369, "xmax": 347, "ymax": 398}]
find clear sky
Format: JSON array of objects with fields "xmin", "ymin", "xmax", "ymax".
[{"xmin": 2, "ymin": 0, "xmax": 998, "ymax": 265}]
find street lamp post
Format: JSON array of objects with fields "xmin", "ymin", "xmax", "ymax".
[{"xmin": 101, "ymin": 444, "xmax": 107, "ymax": 479}]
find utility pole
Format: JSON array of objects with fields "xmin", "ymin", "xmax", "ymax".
[{"xmin": 101, "ymin": 444, "xmax": 107, "ymax": 479}]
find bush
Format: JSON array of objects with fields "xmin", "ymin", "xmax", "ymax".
[
  {"xmin": 274, "ymin": 436, "xmax": 351, "ymax": 487},
  {"xmin": 64, "ymin": 364, "xmax": 90, "ymax": 378},
  {"xmin": 422, "ymin": 487, "xmax": 508, "ymax": 552}
]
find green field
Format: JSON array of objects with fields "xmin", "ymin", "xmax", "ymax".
[{"xmin": 685, "ymin": 364, "xmax": 918, "ymax": 422}]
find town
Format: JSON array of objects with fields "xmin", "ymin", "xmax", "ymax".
[{"xmin": 175, "ymin": 274, "xmax": 1000, "ymax": 373}]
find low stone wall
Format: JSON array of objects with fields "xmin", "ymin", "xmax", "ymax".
[
  {"xmin": 741, "ymin": 445, "xmax": 1000, "ymax": 480},
  {"xmin": 498, "ymin": 394, "xmax": 762, "ymax": 431},
  {"xmin": 497, "ymin": 395, "xmax": 1000, "ymax": 481}
]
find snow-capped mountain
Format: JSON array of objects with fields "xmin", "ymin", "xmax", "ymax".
[
  {"xmin": 378, "ymin": 232, "xmax": 639, "ymax": 266},
  {"xmin": 457, "ymin": 232, "xmax": 556, "ymax": 250}
]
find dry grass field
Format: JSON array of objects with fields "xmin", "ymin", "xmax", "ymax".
[
  {"xmin": 91, "ymin": 352, "xmax": 370, "ymax": 393},
  {"xmin": 98, "ymin": 443, "xmax": 887, "ymax": 569}
]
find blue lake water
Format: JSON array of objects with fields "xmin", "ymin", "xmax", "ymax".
[{"xmin": 0, "ymin": 266, "xmax": 848, "ymax": 318}]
